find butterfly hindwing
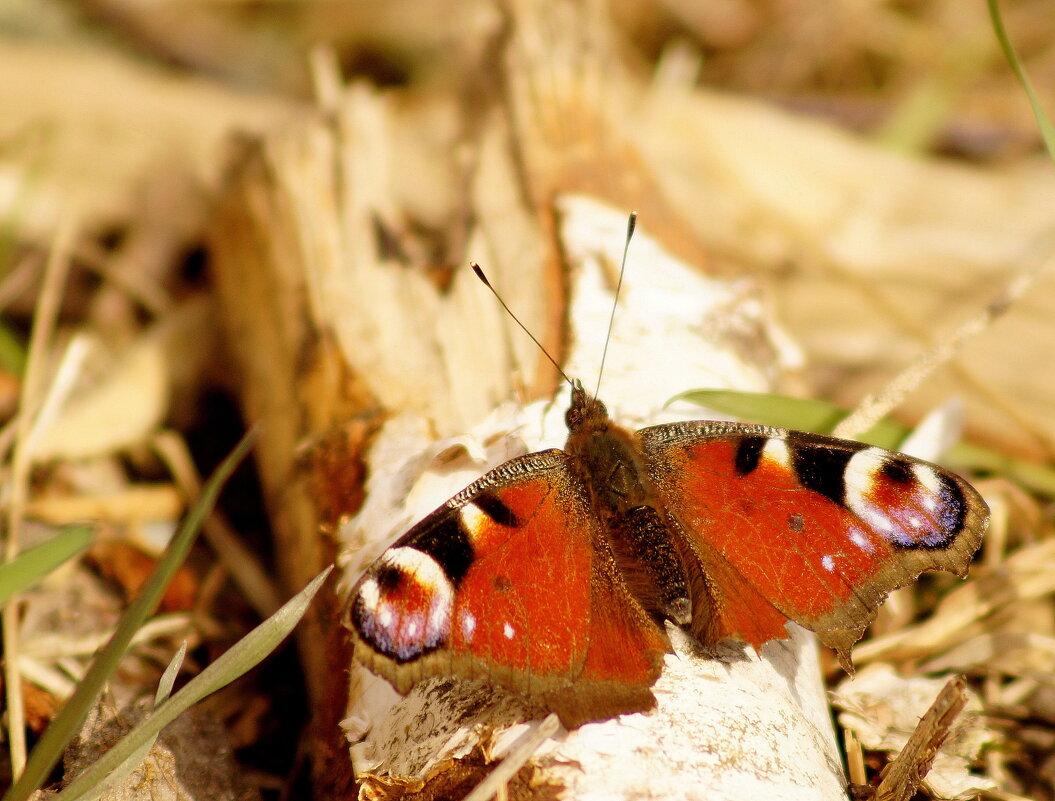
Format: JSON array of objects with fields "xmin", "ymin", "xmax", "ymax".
[
  {"xmin": 349, "ymin": 449, "xmax": 670, "ymax": 726},
  {"xmin": 639, "ymin": 421, "xmax": 987, "ymax": 666}
]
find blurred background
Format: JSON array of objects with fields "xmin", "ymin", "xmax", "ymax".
[{"xmin": 2, "ymin": 2, "xmax": 1054, "ymax": 799}]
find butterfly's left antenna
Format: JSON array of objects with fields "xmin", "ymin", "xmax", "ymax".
[
  {"xmin": 594, "ymin": 211, "xmax": 637, "ymax": 398},
  {"xmin": 471, "ymin": 263, "xmax": 575, "ymax": 390}
]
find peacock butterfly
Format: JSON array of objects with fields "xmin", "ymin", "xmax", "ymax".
[
  {"xmin": 346, "ymin": 378, "xmax": 987, "ymax": 728},
  {"xmin": 345, "ymin": 226, "xmax": 988, "ymax": 729}
]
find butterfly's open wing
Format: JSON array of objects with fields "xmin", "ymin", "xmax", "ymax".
[
  {"xmin": 639, "ymin": 422, "xmax": 988, "ymax": 667},
  {"xmin": 348, "ymin": 449, "xmax": 670, "ymax": 727}
]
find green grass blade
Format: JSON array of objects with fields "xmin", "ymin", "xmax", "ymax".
[
  {"xmin": 153, "ymin": 642, "xmax": 187, "ymax": 706},
  {"xmin": 3, "ymin": 428, "xmax": 257, "ymax": 801},
  {"xmin": 987, "ymin": 0, "xmax": 1055, "ymax": 162},
  {"xmin": 55, "ymin": 567, "xmax": 331, "ymax": 801},
  {"xmin": 0, "ymin": 527, "xmax": 92, "ymax": 608},
  {"xmin": 950, "ymin": 441, "xmax": 1055, "ymax": 499},
  {"xmin": 672, "ymin": 389, "xmax": 1055, "ymax": 498},
  {"xmin": 73, "ymin": 644, "xmax": 189, "ymax": 801},
  {"xmin": 669, "ymin": 389, "xmax": 910, "ymax": 447},
  {"xmin": 0, "ymin": 318, "xmax": 27, "ymax": 376}
]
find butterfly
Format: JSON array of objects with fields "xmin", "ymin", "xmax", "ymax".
[{"xmin": 346, "ymin": 379, "xmax": 988, "ymax": 728}]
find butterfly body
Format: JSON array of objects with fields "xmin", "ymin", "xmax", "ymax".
[{"xmin": 348, "ymin": 382, "xmax": 987, "ymax": 727}]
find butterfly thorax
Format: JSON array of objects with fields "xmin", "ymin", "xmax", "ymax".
[
  {"xmin": 564, "ymin": 382, "xmax": 694, "ymax": 625},
  {"xmin": 565, "ymin": 383, "xmax": 649, "ymax": 511},
  {"xmin": 567, "ymin": 412, "xmax": 650, "ymax": 514}
]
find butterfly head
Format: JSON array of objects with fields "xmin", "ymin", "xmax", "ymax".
[{"xmin": 565, "ymin": 380, "xmax": 611, "ymax": 434}]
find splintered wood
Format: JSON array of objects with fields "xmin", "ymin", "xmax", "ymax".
[
  {"xmin": 875, "ymin": 677, "xmax": 968, "ymax": 801},
  {"xmin": 834, "ymin": 665, "xmax": 996, "ymax": 799}
]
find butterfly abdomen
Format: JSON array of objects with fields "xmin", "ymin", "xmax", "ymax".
[{"xmin": 606, "ymin": 505, "xmax": 693, "ymax": 625}]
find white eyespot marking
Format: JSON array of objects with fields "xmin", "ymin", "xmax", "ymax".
[
  {"xmin": 821, "ymin": 554, "xmax": 836, "ymax": 572},
  {"xmin": 460, "ymin": 610, "xmax": 477, "ymax": 643},
  {"xmin": 851, "ymin": 502, "xmax": 895, "ymax": 536},
  {"xmin": 503, "ymin": 622, "xmax": 515, "ymax": 640},
  {"xmin": 372, "ymin": 546, "xmax": 455, "ymax": 653},
  {"xmin": 912, "ymin": 463, "xmax": 943, "ymax": 495},
  {"xmin": 761, "ymin": 438, "xmax": 792, "ymax": 470},
  {"xmin": 850, "ymin": 528, "xmax": 874, "ymax": 553},
  {"xmin": 909, "ymin": 516, "xmax": 923, "ymax": 529},
  {"xmin": 378, "ymin": 606, "xmax": 394, "ymax": 629},
  {"xmin": 428, "ymin": 593, "xmax": 449, "ymax": 635},
  {"xmin": 910, "ymin": 463, "xmax": 944, "ymax": 513},
  {"xmin": 844, "ymin": 448, "xmax": 888, "ymax": 496},
  {"xmin": 384, "ymin": 547, "xmax": 450, "ymax": 593},
  {"xmin": 357, "ymin": 577, "xmax": 381, "ymax": 614},
  {"xmin": 844, "ymin": 448, "xmax": 898, "ymax": 539},
  {"xmin": 459, "ymin": 502, "xmax": 488, "ymax": 542}
]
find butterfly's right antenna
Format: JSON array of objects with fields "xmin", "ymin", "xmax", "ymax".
[
  {"xmin": 594, "ymin": 211, "xmax": 637, "ymax": 398},
  {"xmin": 471, "ymin": 263, "xmax": 575, "ymax": 391}
]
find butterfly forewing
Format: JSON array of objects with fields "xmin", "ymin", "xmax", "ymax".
[
  {"xmin": 639, "ymin": 421, "xmax": 987, "ymax": 665},
  {"xmin": 349, "ymin": 448, "xmax": 669, "ymax": 726}
]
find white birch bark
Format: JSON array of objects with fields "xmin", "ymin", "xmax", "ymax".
[{"xmin": 340, "ymin": 197, "xmax": 847, "ymax": 800}]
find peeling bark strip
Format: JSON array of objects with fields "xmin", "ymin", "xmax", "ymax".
[
  {"xmin": 876, "ymin": 677, "xmax": 968, "ymax": 801},
  {"xmin": 461, "ymin": 714, "xmax": 561, "ymax": 801}
]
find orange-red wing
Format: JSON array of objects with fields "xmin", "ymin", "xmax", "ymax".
[
  {"xmin": 639, "ymin": 422, "xmax": 987, "ymax": 664},
  {"xmin": 349, "ymin": 449, "xmax": 669, "ymax": 726}
]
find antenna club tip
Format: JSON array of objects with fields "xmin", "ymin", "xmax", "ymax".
[
  {"xmin": 470, "ymin": 262, "xmax": 492, "ymax": 287},
  {"xmin": 626, "ymin": 212, "xmax": 638, "ymax": 236}
]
